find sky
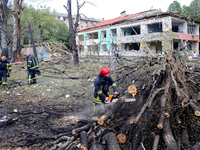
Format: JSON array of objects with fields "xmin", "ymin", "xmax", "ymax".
[{"xmin": 23, "ymin": 0, "xmax": 193, "ymax": 20}]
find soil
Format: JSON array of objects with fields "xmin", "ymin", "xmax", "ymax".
[
  {"xmin": 0, "ymin": 57, "xmax": 134, "ymax": 149},
  {"xmin": 0, "ymin": 56, "xmax": 200, "ymax": 150}
]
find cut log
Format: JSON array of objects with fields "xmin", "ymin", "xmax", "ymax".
[
  {"xmin": 152, "ymin": 134, "xmax": 160, "ymax": 150},
  {"xmin": 41, "ymin": 74, "xmax": 79, "ymax": 79},
  {"xmin": 189, "ymin": 102, "xmax": 200, "ymax": 116},
  {"xmin": 157, "ymin": 80, "xmax": 170, "ymax": 129},
  {"xmin": 157, "ymin": 110, "xmax": 165, "ymax": 129},
  {"xmin": 72, "ymin": 123, "xmax": 91, "ymax": 135},
  {"xmin": 80, "ymin": 131, "xmax": 88, "ymax": 150},
  {"xmin": 98, "ymin": 97, "xmax": 125, "ymax": 125},
  {"xmin": 128, "ymin": 87, "xmax": 165, "ymax": 125},
  {"xmin": 103, "ymin": 132, "xmax": 121, "ymax": 150},
  {"xmin": 117, "ymin": 133, "xmax": 126, "ymax": 144},
  {"xmin": 128, "ymin": 85, "xmax": 137, "ymax": 96},
  {"xmin": 163, "ymin": 117, "xmax": 179, "ymax": 150}
]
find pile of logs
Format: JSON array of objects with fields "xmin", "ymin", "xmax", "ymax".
[{"xmin": 0, "ymin": 50, "xmax": 200, "ymax": 150}]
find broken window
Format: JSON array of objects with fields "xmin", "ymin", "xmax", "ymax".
[
  {"xmin": 188, "ymin": 25, "xmax": 196, "ymax": 35},
  {"xmin": 103, "ymin": 44, "xmax": 107, "ymax": 52},
  {"xmin": 111, "ymin": 29, "xmax": 117, "ymax": 37},
  {"xmin": 122, "ymin": 26, "xmax": 140, "ymax": 36},
  {"xmin": 172, "ymin": 24, "xmax": 179, "ymax": 32},
  {"xmin": 173, "ymin": 42, "xmax": 179, "ymax": 50},
  {"xmin": 102, "ymin": 31, "xmax": 106, "ymax": 38},
  {"xmin": 88, "ymin": 32, "xmax": 98, "ymax": 39},
  {"xmin": 148, "ymin": 23, "xmax": 162, "ymax": 33},
  {"xmin": 124, "ymin": 43, "xmax": 140, "ymax": 51},
  {"xmin": 187, "ymin": 41, "xmax": 194, "ymax": 51},
  {"xmin": 147, "ymin": 41, "xmax": 162, "ymax": 53}
]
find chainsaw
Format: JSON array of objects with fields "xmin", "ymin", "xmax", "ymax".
[
  {"xmin": 105, "ymin": 85, "xmax": 137, "ymax": 103},
  {"xmin": 105, "ymin": 93, "xmax": 136, "ymax": 103}
]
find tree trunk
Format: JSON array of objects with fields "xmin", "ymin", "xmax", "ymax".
[
  {"xmin": 67, "ymin": 0, "xmax": 79, "ymax": 67},
  {"xmin": 163, "ymin": 118, "xmax": 179, "ymax": 150},
  {"xmin": 189, "ymin": 102, "xmax": 200, "ymax": 116},
  {"xmin": 110, "ymin": 43, "xmax": 116, "ymax": 71},
  {"xmin": 98, "ymin": 97, "xmax": 126, "ymax": 125},
  {"xmin": 12, "ymin": 0, "xmax": 22, "ymax": 62},
  {"xmin": 103, "ymin": 132, "xmax": 121, "ymax": 150},
  {"xmin": 0, "ymin": 0, "xmax": 8, "ymax": 58},
  {"xmin": 22, "ymin": 7, "xmax": 38, "ymax": 61},
  {"xmin": 152, "ymin": 134, "xmax": 160, "ymax": 150},
  {"xmin": 79, "ymin": 131, "xmax": 88, "ymax": 150}
]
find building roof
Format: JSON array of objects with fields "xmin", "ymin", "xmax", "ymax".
[
  {"xmin": 57, "ymin": 13, "xmax": 102, "ymax": 22},
  {"xmin": 78, "ymin": 9, "xmax": 200, "ymax": 33}
]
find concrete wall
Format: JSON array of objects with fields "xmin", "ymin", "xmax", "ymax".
[{"xmin": 78, "ymin": 15, "xmax": 200, "ymax": 57}]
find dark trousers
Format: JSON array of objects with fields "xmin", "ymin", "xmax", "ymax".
[
  {"xmin": 28, "ymin": 70, "xmax": 36, "ymax": 84},
  {"xmin": 0, "ymin": 70, "xmax": 7, "ymax": 87}
]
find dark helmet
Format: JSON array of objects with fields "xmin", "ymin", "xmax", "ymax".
[{"xmin": 99, "ymin": 67, "xmax": 110, "ymax": 76}]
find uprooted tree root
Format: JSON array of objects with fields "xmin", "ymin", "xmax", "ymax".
[{"xmin": 0, "ymin": 51, "xmax": 200, "ymax": 150}]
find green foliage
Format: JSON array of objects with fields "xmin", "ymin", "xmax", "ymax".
[
  {"xmin": 168, "ymin": 0, "xmax": 182, "ymax": 14},
  {"xmin": 188, "ymin": 0, "xmax": 200, "ymax": 21},
  {"xmin": 168, "ymin": 0, "xmax": 200, "ymax": 22},
  {"xmin": 19, "ymin": 3, "xmax": 71, "ymax": 45}
]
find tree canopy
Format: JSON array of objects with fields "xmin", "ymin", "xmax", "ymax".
[
  {"xmin": 19, "ymin": 3, "xmax": 71, "ymax": 45},
  {"xmin": 168, "ymin": 0, "xmax": 200, "ymax": 22}
]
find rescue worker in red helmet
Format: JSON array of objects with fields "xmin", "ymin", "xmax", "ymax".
[{"xmin": 93, "ymin": 67, "xmax": 119, "ymax": 118}]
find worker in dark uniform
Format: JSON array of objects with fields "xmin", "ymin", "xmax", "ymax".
[
  {"xmin": 0, "ymin": 56, "xmax": 11, "ymax": 88},
  {"xmin": 26, "ymin": 53, "xmax": 39, "ymax": 85},
  {"xmin": 93, "ymin": 67, "xmax": 119, "ymax": 118}
]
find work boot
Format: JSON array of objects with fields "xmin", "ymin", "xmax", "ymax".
[
  {"xmin": 2, "ymin": 84, "xmax": 7, "ymax": 88},
  {"xmin": 33, "ymin": 79, "xmax": 37, "ymax": 84}
]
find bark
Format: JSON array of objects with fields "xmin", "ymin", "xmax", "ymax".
[
  {"xmin": 189, "ymin": 102, "xmax": 200, "ymax": 116},
  {"xmin": 190, "ymin": 142, "xmax": 200, "ymax": 150},
  {"xmin": 65, "ymin": 0, "xmax": 79, "ymax": 67},
  {"xmin": 152, "ymin": 134, "xmax": 160, "ymax": 150},
  {"xmin": 163, "ymin": 118, "xmax": 179, "ymax": 150},
  {"xmin": 12, "ymin": 0, "xmax": 22, "ymax": 62},
  {"xmin": 0, "ymin": 0, "xmax": 8, "ymax": 57},
  {"xmin": 80, "ymin": 131, "xmax": 88, "ymax": 150},
  {"xmin": 110, "ymin": 43, "xmax": 116, "ymax": 71},
  {"xmin": 98, "ymin": 97, "xmax": 126, "ymax": 125},
  {"xmin": 103, "ymin": 132, "xmax": 121, "ymax": 150},
  {"xmin": 90, "ymin": 144, "xmax": 104, "ymax": 150},
  {"xmin": 41, "ymin": 74, "xmax": 79, "ymax": 79},
  {"xmin": 157, "ymin": 79, "xmax": 171, "ymax": 129},
  {"xmin": 72, "ymin": 123, "xmax": 91, "ymax": 135},
  {"xmin": 22, "ymin": 7, "xmax": 38, "ymax": 61}
]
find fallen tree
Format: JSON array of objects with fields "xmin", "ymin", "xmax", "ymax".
[{"xmin": 0, "ymin": 50, "xmax": 199, "ymax": 150}]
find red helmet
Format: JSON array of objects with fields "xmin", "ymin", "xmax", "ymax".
[{"xmin": 99, "ymin": 67, "xmax": 110, "ymax": 76}]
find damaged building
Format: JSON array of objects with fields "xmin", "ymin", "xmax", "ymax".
[{"xmin": 77, "ymin": 9, "xmax": 200, "ymax": 57}]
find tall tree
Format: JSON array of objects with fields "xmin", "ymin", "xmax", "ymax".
[
  {"xmin": 181, "ymin": 5, "xmax": 190, "ymax": 17},
  {"xmin": 12, "ymin": 0, "xmax": 23, "ymax": 62},
  {"xmin": 20, "ymin": 4, "xmax": 70, "ymax": 45},
  {"xmin": 188, "ymin": 0, "xmax": 200, "ymax": 21},
  {"xmin": 22, "ymin": 6, "xmax": 38, "ymax": 61},
  {"xmin": 0, "ymin": 0, "xmax": 8, "ymax": 57},
  {"xmin": 167, "ymin": 0, "xmax": 182, "ymax": 15},
  {"xmin": 64, "ymin": 0, "xmax": 86, "ymax": 67}
]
